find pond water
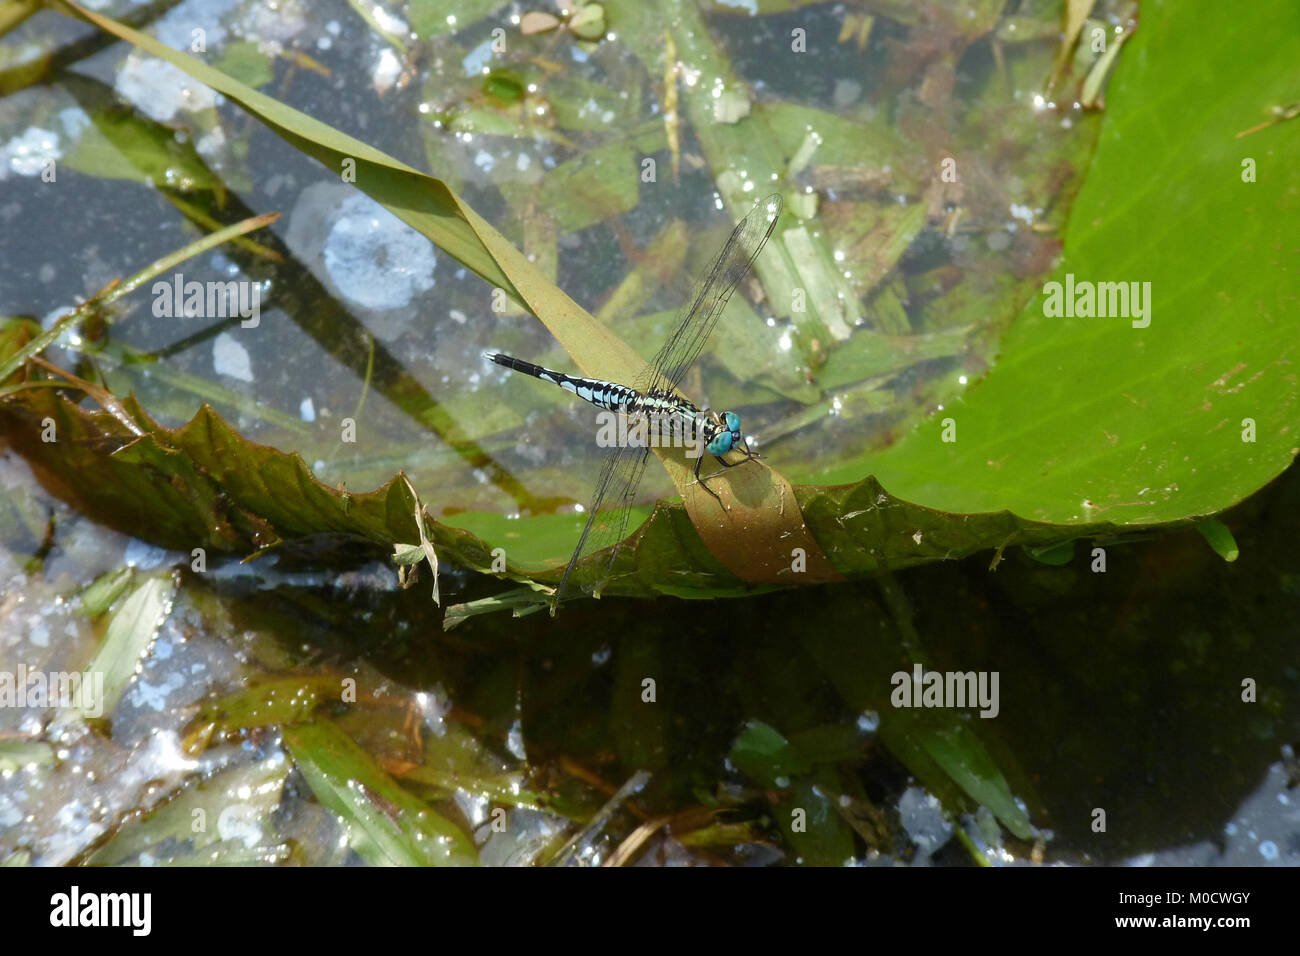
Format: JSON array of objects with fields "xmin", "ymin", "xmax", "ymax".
[{"xmin": 2, "ymin": 0, "xmax": 1295, "ymax": 867}]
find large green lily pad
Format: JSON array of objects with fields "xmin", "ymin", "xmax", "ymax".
[{"xmin": 825, "ymin": 0, "xmax": 1300, "ymax": 523}]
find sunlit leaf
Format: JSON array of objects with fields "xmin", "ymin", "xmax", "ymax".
[{"xmin": 283, "ymin": 720, "xmax": 478, "ymax": 867}]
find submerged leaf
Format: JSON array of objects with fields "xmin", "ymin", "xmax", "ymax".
[
  {"xmin": 282, "ymin": 720, "xmax": 477, "ymax": 867},
  {"xmin": 77, "ymin": 573, "xmax": 175, "ymax": 722},
  {"xmin": 85, "ymin": 759, "xmax": 290, "ymax": 865}
]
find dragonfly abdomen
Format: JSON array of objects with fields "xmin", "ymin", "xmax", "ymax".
[{"xmin": 487, "ymin": 352, "xmax": 639, "ymax": 412}]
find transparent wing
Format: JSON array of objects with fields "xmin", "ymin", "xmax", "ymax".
[
  {"xmin": 636, "ymin": 193, "xmax": 783, "ymax": 397},
  {"xmin": 557, "ymin": 436, "xmax": 654, "ymax": 603}
]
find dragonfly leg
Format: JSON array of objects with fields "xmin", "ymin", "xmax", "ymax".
[
  {"xmin": 689, "ymin": 447, "xmax": 766, "ymax": 505},
  {"xmin": 693, "ymin": 454, "xmax": 725, "ymax": 505},
  {"xmin": 736, "ymin": 436, "xmax": 764, "ymax": 463},
  {"xmin": 713, "ymin": 440, "xmax": 763, "ymax": 469}
]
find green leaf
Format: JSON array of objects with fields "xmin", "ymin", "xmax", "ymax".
[
  {"xmin": 801, "ymin": 617, "xmax": 1037, "ymax": 842},
  {"xmin": 1024, "ymin": 540, "xmax": 1076, "ymax": 566},
  {"xmin": 407, "ymin": 0, "xmax": 509, "ymax": 39},
  {"xmin": 568, "ymin": 3, "xmax": 607, "ymax": 42},
  {"xmin": 282, "ymin": 720, "xmax": 478, "ymax": 867},
  {"xmin": 77, "ymin": 573, "xmax": 175, "ymax": 722},
  {"xmin": 482, "ymin": 69, "xmax": 525, "ymax": 106},
  {"xmin": 213, "ymin": 40, "xmax": 273, "ymax": 89},
  {"xmin": 75, "ymin": 566, "xmax": 133, "ymax": 617},
  {"xmin": 392, "ymin": 543, "xmax": 426, "ymax": 566},
  {"xmin": 85, "ymin": 759, "xmax": 290, "ymax": 865},
  {"xmin": 194, "ymin": 675, "xmax": 344, "ymax": 732},
  {"xmin": 0, "ymin": 739, "xmax": 55, "ymax": 772},
  {"xmin": 728, "ymin": 720, "xmax": 808, "ymax": 786},
  {"xmin": 61, "ymin": 96, "xmax": 219, "ymax": 192},
  {"xmin": 1196, "ymin": 518, "xmax": 1240, "ymax": 563},
  {"xmin": 916, "ymin": 722, "xmax": 1036, "ymax": 841},
  {"xmin": 727, "ymin": 721, "xmax": 863, "ymax": 863},
  {"xmin": 536, "ymin": 139, "xmax": 640, "ymax": 233},
  {"xmin": 776, "ymin": 772, "xmax": 857, "ymax": 866},
  {"xmin": 852, "ymin": 0, "xmax": 1300, "ymax": 527},
  {"xmin": 0, "ymin": 360, "xmax": 526, "ymax": 583}
]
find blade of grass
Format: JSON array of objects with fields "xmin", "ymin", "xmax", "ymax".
[{"xmin": 283, "ymin": 720, "xmax": 477, "ymax": 867}]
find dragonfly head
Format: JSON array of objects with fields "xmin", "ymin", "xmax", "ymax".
[{"xmin": 705, "ymin": 410, "xmax": 742, "ymax": 457}]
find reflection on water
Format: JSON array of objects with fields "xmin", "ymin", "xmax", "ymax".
[{"xmin": 1, "ymin": 448, "xmax": 1296, "ymax": 865}]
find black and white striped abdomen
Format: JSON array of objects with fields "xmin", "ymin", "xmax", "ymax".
[
  {"xmin": 557, "ymin": 375, "xmax": 638, "ymax": 411},
  {"xmin": 487, "ymin": 352, "xmax": 639, "ymax": 412}
]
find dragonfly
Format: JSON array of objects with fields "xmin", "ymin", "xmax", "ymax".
[{"xmin": 486, "ymin": 192, "xmax": 783, "ymax": 608}]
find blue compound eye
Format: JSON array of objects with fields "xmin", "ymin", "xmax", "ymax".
[
  {"xmin": 724, "ymin": 411, "xmax": 741, "ymax": 433},
  {"xmin": 706, "ymin": 429, "xmax": 735, "ymax": 456}
]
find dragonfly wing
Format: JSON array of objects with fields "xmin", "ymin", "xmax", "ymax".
[
  {"xmin": 558, "ymin": 437, "xmax": 654, "ymax": 603},
  {"xmin": 636, "ymin": 193, "xmax": 783, "ymax": 397}
]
